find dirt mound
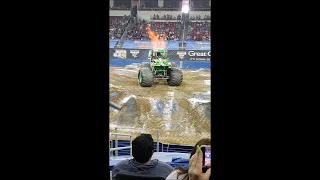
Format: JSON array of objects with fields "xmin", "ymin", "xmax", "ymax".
[{"xmin": 109, "ymin": 66, "xmax": 211, "ymax": 145}]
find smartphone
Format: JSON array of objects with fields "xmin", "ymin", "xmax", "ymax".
[{"xmin": 200, "ymin": 145, "xmax": 211, "ymax": 167}]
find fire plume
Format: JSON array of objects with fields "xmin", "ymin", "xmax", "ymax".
[{"xmin": 147, "ymin": 26, "xmax": 166, "ymax": 49}]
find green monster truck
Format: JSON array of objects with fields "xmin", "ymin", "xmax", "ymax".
[{"xmin": 138, "ymin": 49, "xmax": 183, "ymax": 87}]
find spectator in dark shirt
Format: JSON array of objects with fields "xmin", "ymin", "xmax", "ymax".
[{"xmin": 111, "ymin": 134, "xmax": 173, "ymax": 180}]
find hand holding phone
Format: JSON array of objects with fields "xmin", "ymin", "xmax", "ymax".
[
  {"xmin": 190, "ymin": 145, "xmax": 211, "ymax": 179},
  {"xmin": 200, "ymin": 145, "xmax": 211, "ymax": 167}
]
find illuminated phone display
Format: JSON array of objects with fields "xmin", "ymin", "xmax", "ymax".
[
  {"xmin": 204, "ymin": 146, "xmax": 211, "ymax": 166},
  {"xmin": 201, "ymin": 145, "xmax": 211, "ymax": 167}
]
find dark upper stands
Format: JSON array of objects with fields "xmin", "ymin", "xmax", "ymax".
[
  {"xmin": 111, "ymin": 0, "xmax": 131, "ymax": 10},
  {"xmin": 191, "ymin": 0, "xmax": 210, "ymax": 10}
]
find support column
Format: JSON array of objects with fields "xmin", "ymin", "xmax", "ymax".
[
  {"xmin": 110, "ymin": 0, "xmax": 114, "ymax": 8},
  {"xmin": 209, "ymin": 0, "xmax": 211, "ymax": 7},
  {"xmin": 131, "ymin": 0, "xmax": 140, "ymax": 8},
  {"xmin": 158, "ymin": 0, "xmax": 164, "ymax": 8},
  {"xmin": 156, "ymin": 130, "xmax": 160, "ymax": 152}
]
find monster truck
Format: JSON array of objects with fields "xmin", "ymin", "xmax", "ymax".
[{"xmin": 138, "ymin": 49, "xmax": 183, "ymax": 87}]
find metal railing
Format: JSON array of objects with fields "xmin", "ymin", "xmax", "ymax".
[
  {"xmin": 109, "ymin": 132, "xmax": 132, "ymax": 156},
  {"xmin": 139, "ymin": 7, "xmax": 180, "ymax": 11},
  {"xmin": 150, "ymin": 16, "xmax": 181, "ymax": 21},
  {"xmin": 110, "ymin": 127, "xmax": 161, "ymax": 153},
  {"xmin": 109, "ymin": 127, "xmax": 208, "ymax": 154}
]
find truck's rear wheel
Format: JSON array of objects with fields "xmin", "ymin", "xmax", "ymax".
[
  {"xmin": 167, "ymin": 68, "xmax": 183, "ymax": 86},
  {"xmin": 138, "ymin": 68, "xmax": 154, "ymax": 87}
]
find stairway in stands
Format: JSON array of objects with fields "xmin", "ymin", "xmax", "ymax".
[{"xmin": 114, "ymin": 17, "xmax": 135, "ymax": 48}]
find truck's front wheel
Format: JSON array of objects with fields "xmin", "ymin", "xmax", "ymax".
[
  {"xmin": 167, "ymin": 68, "xmax": 183, "ymax": 86},
  {"xmin": 138, "ymin": 68, "xmax": 154, "ymax": 87}
]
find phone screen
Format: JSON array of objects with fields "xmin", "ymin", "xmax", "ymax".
[{"xmin": 201, "ymin": 146, "xmax": 211, "ymax": 167}]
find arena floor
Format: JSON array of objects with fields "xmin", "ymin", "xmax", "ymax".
[{"xmin": 109, "ymin": 62, "xmax": 211, "ymax": 145}]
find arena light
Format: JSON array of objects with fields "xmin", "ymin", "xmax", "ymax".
[{"xmin": 182, "ymin": 5, "xmax": 189, "ymax": 13}]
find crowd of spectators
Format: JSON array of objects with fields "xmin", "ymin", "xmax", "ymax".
[
  {"xmin": 125, "ymin": 19, "xmax": 182, "ymax": 41},
  {"xmin": 186, "ymin": 21, "xmax": 211, "ymax": 41},
  {"xmin": 139, "ymin": 6, "xmax": 183, "ymax": 11},
  {"xmin": 109, "ymin": 16, "xmax": 130, "ymax": 39},
  {"xmin": 189, "ymin": 15, "xmax": 211, "ymax": 20},
  {"xmin": 110, "ymin": 4, "xmax": 130, "ymax": 10},
  {"xmin": 109, "ymin": 12, "xmax": 211, "ymax": 41},
  {"xmin": 151, "ymin": 14, "xmax": 181, "ymax": 20}
]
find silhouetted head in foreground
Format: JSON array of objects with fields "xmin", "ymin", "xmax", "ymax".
[{"xmin": 132, "ymin": 134, "xmax": 154, "ymax": 163}]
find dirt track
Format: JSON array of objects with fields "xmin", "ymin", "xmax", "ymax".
[{"xmin": 109, "ymin": 64, "xmax": 211, "ymax": 145}]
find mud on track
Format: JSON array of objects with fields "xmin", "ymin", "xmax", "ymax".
[{"xmin": 109, "ymin": 64, "xmax": 211, "ymax": 145}]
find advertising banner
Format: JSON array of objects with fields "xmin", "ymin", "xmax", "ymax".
[
  {"xmin": 126, "ymin": 49, "xmax": 149, "ymax": 59},
  {"xmin": 188, "ymin": 41, "xmax": 211, "ymax": 50},
  {"xmin": 109, "ymin": 49, "xmax": 211, "ymax": 61},
  {"xmin": 169, "ymin": 50, "xmax": 211, "ymax": 61},
  {"xmin": 110, "ymin": 49, "xmax": 127, "ymax": 59},
  {"xmin": 185, "ymin": 50, "xmax": 211, "ymax": 61}
]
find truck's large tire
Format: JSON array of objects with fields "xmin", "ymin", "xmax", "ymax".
[
  {"xmin": 141, "ymin": 62, "xmax": 150, "ymax": 68},
  {"xmin": 138, "ymin": 68, "xmax": 154, "ymax": 87},
  {"xmin": 167, "ymin": 68, "xmax": 183, "ymax": 86}
]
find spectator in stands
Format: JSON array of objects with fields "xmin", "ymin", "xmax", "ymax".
[
  {"xmin": 109, "ymin": 16, "xmax": 130, "ymax": 39},
  {"xmin": 123, "ymin": 17, "xmax": 182, "ymax": 40},
  {"xmin": 186, "ymin": 21, "xmax": 211, "ymax": 41},
  {"xmin": 165, "ymin": 138, "xmax": 211, "ymax": 180},
  {"xmin": 112, "ymin": 134, "xmax": 173, "ymax": 180}
]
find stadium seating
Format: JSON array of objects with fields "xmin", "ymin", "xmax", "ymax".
[
  {"xmin": 109, "ymin": 16, "xmax": 130, "ymax": 39},
  {"xmin": 110, "ymin": 16, "xmax": 210, "ymax": 41},
  {"xmin": 186, "ymin": 22, "xmax": 211, "ymax": 41},
  {"xmin": 126, "ymin": 20, "xmax": 182, "ymax": 41}
]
